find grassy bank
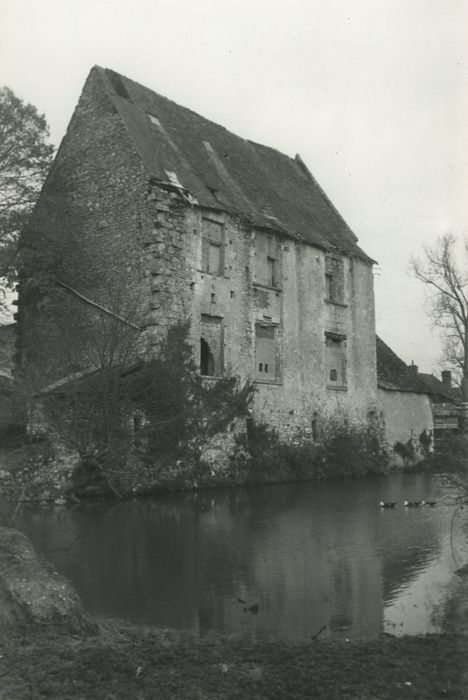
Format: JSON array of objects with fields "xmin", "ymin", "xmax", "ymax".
[
  {"xmin": 1, "ymin": 620, "xmax": 467, "ymax": 699},
  {"xmin": 1, "ymin": 422, "xmax": 462, "ymax": 504},
  {"xmin": 0, "ymin": 416, "xmax": 394, "ymax": 503}
]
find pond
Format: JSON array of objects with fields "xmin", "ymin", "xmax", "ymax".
[{"xmin": 7, "ymin": 472, "xmax": 468, "ymax": 641}]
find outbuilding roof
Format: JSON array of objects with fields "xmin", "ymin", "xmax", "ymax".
[
  {"xmin": 417, "ymin": 372, "xmax": 459, "ymax": 402},
  {"xmin": 376, "ymin": 336, "xmax": 429, "ymax": 394},
  {"xmin": 94, "ymin": 66, "xmax": 373, "ymax": 262}
]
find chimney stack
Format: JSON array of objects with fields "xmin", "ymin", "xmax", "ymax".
[
  {"xmin": 441, "ymin": 370, "xmax": 452, "ymax": 389},
  {"xmin": 409, "ymin": 361, "xmax": 418, "ymax": 375}
]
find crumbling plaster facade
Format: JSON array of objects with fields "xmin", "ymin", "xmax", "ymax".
[
  {"xmin": 139, "ymin": 190, "xmax": 377, "ymax": 435},
  {"xmin": 18, "ymin": 67, "xmax": 378, "ymax": 439}
]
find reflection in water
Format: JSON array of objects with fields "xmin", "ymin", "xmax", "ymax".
[{"xmin": 8, "ymin": 472, "xmax": 462, "ymax": 640}]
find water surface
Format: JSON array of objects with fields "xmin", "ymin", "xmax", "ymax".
[{"xmin": 9, "ymin": 472, "xmax": 467, "ymax": 640}]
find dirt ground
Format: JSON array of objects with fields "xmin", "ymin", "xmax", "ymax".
[{"xmin": 1, "ymin": 619, "xmax": 467, "ymax": 700}]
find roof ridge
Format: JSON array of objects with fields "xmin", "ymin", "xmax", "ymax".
[{"xmin": 376, "ymin": 335, "xmax": 429, "ymax": 394}]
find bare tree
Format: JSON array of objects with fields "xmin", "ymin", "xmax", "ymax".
[{"xmin": 411, "ymin": 233, "xmax": 468, "ymax": 429}]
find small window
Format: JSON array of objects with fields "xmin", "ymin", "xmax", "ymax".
[
  {"xmin": 208, "ymin": 243, "xmax": 222, "ymax": 275},
  {"xmin": 325, "ymin": 334, "xmax": 347, "ymax": 388},
  {"xmin": 267, "ymin": 257, "xmax": 277, "ymax": 287},
  {"xmin": 325, "ymin": 255, "xmax": 345, "ymax": 303},
  {"xmin": 255, "ymin": 324, "xmax": 279, "ymax": 381},
  {"xmin": 255, "ymin": 231, "xmax": 280, "ymax": 288},
  {"xmin": 201, "ymin": 219, "xmax": 224, "ymax": 275}
]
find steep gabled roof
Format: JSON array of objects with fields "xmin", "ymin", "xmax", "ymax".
[
  {"xmin": 376, "ymin": 336, "xmax": 429, "ymax": 394},
  {"xmin": 94, "ymin": 66, "xmax": 373, "ymax": 262}
]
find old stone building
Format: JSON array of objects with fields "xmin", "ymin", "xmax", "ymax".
[
  {"xmin": 376, "ymin": 336, "xmax": 433, "ymax": 450},
  {"xmin": 17, "ymin": 66, "xmax": 378, "ymax": 438}
]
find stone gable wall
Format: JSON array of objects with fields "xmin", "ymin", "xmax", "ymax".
[{"xmin": 18, "ymin": 68, "xmax": 150, "ymax": 382}]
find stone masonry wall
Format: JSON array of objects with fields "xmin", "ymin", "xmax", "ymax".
[
  {"xmin": 138, "ymin": 199, "xmax": 378, "ymax": 439},
  {"xmin": 18, "ymin": 66, "xmax": 378, "ymax": 446},
  {"xmin": 18, "ymin": 68, "xmax": 151, "ymax": 383},
  {"xmin": 252, "ymin": 242, "xmax": 377, "ymax": 436}
]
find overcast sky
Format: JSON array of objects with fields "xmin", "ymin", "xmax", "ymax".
[{"xmin": 1, "ymin": 0, "xmax": 467, "ymax": 372}]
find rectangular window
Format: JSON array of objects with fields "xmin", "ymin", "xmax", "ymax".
[
  {"xmin": 255, "ymin": 323, "xmax": 279, "ymax": 381},
  {"xmin": 325, "ymin": 272, "xmax": 332, "ymax": 299},
  {"xmin": 202, "ymin": 218, "xmax": 224, "ymax": 275},
  {"xmin": 325, "ymin": 255, "xmax": 345, "ymax": 303},
  {"xmin": 200, "ymin": 315, "xmax": 223, "ymax": 376},
  {"xmin": 255, "ymin": 231, "xmax": 280, "ymax": 288},
  {"xmin": 207, "ymin": 242, "xmax": 221, "ymax": 274},
  {"xmin": 325, "ymin": 333, "xmax": 347, "ymax": 388},
  {"xmin": 267, "ymin": 256, "xmax": 277, "ymax": 287}
]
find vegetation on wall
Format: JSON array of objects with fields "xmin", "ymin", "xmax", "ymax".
[
  {"xmin": 19, "ymin": 305, "xmax": 391, "ymax": 498},
  {"xmin": 39, "ymin": 322, "xmax": 255, "ymax": 496},
  {"xmin": 237, "ymin": 413, "xmax": 390, "ymax": 483}
]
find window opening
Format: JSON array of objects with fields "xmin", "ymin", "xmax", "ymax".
[
  {"xmin": 267, "ymin": 256, "xmax": 277, "ymax": 287},
  {"xmin": 208, "ymin": 243, "xmax": 221, "ymax": 274},
  {"xmin": 200, "ymin": 338, "xmax": 215, "ymax": 376},
  {"xmin": 325, "ymin": 255, "xmax": 344, "ymax": 303},
  {"xmin": 255, "ymin": 324, "xmax": 278, "ymax": 381},
  {"xmin": 255, "ymin": 231, "xmax": 280, "ymax": 288},
  {"xmin": 200, "ymin": 315, "xmax": 223, "ymax": 376},
  {"xmin": 202, "ymin": 219, "xmax": 224, "ymax": 275},
  {"xmin": 325, "ymin": 334, "xmax": 347, "ymax": 387}
]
